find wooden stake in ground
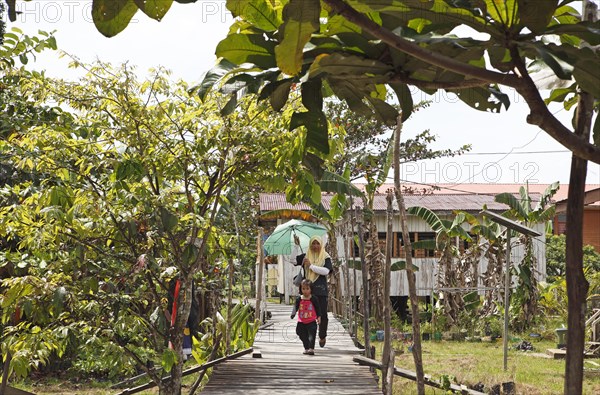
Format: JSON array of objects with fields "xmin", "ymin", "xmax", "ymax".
[
  {"xmin": 255, "ymin": 227, "xmax": 265, "ymax": 323},
  {"xmin": 382, "ymin": 191, "xmax": 394, "ymax": 395},
  {"xmin": 393, "ymin": 114, "xmax": 425, "ymax": 395},
  {"xmin": 355, "ymin": 207, "xmax": 371, "ymax": 358}
]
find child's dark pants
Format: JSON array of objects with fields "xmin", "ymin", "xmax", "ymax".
[{"xmin": 296, "ymin": 321, "xmax": 317, "ymax": 350}]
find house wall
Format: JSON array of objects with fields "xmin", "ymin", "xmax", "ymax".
[
  {"xmin": 553, "ymin": 207, "xmax": 600, "ymax": 253},
  {"xmin": 337, "ymin": 214, "xmax": 546, "ymax": 298},
  {"xmin": 583, "ymin": 208, "xmax": 600, "ymax": 252},
  {"xmin": 275, "ymin": 214, "xmax": 546, "ymax": 302}
]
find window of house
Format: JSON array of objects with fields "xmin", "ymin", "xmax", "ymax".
[
  {"xmin": 416, "ymin": 232, "xmax": 436, "ymax": 258},
  {"xmin": 556, "ymin": 213, "xmax": 567, "ymax": 235},
  {"xmin": 394, "ymin": 232, "xmax": 416, "ymax": 257}
]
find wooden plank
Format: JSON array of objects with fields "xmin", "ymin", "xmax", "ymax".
[
  {"xmin": 116, "ymin": 348, "xmax": 253, "ymax": 394},
  {"xmin": 200, "ymin": 302, "xmax": 381, "ymax": 394},
  {"xmin": 3, "ymin": 386, "xmax": 36, "ymax": 395}
]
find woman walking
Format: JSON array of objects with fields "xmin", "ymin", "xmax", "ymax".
[{"xmin": 296, "ymin": 235, "xmax": 332, "ymax": 347}]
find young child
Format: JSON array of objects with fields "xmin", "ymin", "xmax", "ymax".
[{"xmin": 290, "ymin": 279, "xmax": 321, "ymax": 355}]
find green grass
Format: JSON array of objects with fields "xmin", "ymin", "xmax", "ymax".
[{"xmin": 371, "ymin": 338, "xmax": 600, "ymax": 394}]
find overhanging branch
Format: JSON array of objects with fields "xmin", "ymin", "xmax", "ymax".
[
  {"xmin": 323, "ymin": 0, "xmax": 521, "ymax": 87},
  {"xmin": 323, "ymin": 0, "xmax": 600, "ymax": 165},
  {"xmin": 389, "ymin": 74, "xmax": 488, "ymax": 90}
]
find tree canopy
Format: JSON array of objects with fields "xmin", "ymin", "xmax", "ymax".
[{"xmin": 0, "ymin": 55, "xmax": 307, "ymax": 390}]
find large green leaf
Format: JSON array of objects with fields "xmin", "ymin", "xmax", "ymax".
[
  {"xmin": 573, "ymin": 58, "xmax": 600, "ymax": 98},
  {"xmin": 543, "ymin": 85, "xmax": 576, "ymax": 105},
  {"xmin": 328, "ymin": 79, "xmax": 372, "ymax": 116},
  {"xmin": 494, "ymin": 192, "xmax": 529, "ymax": 220},
  {"xmin": 407, "ymin": 206, "xmax": 446, "ymax": 233},
  {"xmin": 318, "ymin": 171, "xmax": 365, "ymax": 198},
  {"xmin": 390, "ymin": 260, "xmax": 419, "ymax": 272},
  {"xmin": 538, "ymin": 181, "xmax": 559, "ymax": 209},
  {"xmin": 482, "ymin": 0, "xmax": 517, "ymax": 27},
  {"xmin": 275, "ymin": 0, "xmax": 320, "ymax": 75},
  {"xmin": 389, "ymin": 83, "xmax": 414, "ymax": 121},
  {"xmin": 195, "ymin": 58, "xmax": 238, "ymax": 101},
  {"xmin": 453, "ymin": 86, "xmax": 506, "ymax": 113},
  {"xmin": 259, "ymin": 79, "xmax": 294, "ymax": 111},
  {"xmin": 546, "ymin": 21, "xmax": 600, "ymax": 46},
  {"xmin": 309, "ymin": 52, "xmax": 393, "ymax": 78},
  {"xmin": 220, "ymin": 73, "xmax": 262, "ymax": 95},
  {"xmin": 470, "ymin": 224, "xmax": 501, "ymax": 242},
  {"xmin": 92, "ymin": 0, "xmax": 139, "ymax": 37},
  {"xmin": 521, "ymin": 42, "xmax": 574, "ymax": 80},
  {"xmin": 360, "ymin": 0, "xmax": 496, "ymax": 37},
  {"xmin": 160, "ymin": 207, "xmax": 178, "ymax": 232},
  {"xmin": 516, "ymin": 0, "xmax": 557, "ymax": 34},
  {"xmin": 411, "ymin": 239, "xmax": 437, "ymax": 251},
  {"xmin": 216, "ymin": 33, "xmax": 277, "ymax": 70},
  {"xmin": 487, "ymin": 46, "xmax": 513, "ymax": 72},
  {"xmin": 133, "ymin": 0, "xmax": 173, "ymax": 21},
  {"xmin": 301, "ymin": 78, "xmax": 324, "ymax": 113},
  {"xmin": 290, "ymin": 110, "xmax": 329, "ymax": 154},
  {"xmin": 226, "ymin": 0, "xmax": 282, "ymax": 32},
  {"xmin": 366, "ymin": 96, "xmax": 398, "ymax": 126}
]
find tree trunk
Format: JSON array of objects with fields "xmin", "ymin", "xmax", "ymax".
[
  {"xmin": 159, "ymin": 276, "xmax": 193, "ymax": 395},
  {"xmin": 367, "ymin": 220, "xmax": 384, "ymax": 322},
  {"xmin": 329, "ymin": 229, "xmax": 342, "ymax": 316},
  {"xmin": 255, "ymin": 228, "xmax": 265, "ymax": 322},
  {"xmin": 382, "ymin": 191, "xmax": 394, "ymax": 395},
  {"xmin": 226, "ymin": 257, "xmax": 234, "ymax": 354},
  {"xmin": 356, "ymin": 207, "xmax": 371, "ymax": 357},
  {"xmin": 565, "ymin": 4, "xmax": 596, "ymax": 392},
  {"xmin": 342, "ymin": 221, "xmax": 352, "ymax": 334},
  {"xmin": 564, "ymin": 143, "xmax": 590, "ymax": 395},
  {"xmin": 393, "ymin": 115, "xmax": 425, "ymax": 395}
]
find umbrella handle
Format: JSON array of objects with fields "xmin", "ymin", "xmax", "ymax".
[{"xmin": 293, "ymin": 233, "xmax": 303, "ymax": 254}]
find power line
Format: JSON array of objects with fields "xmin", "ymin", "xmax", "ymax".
[{"xmin": 461, "ymin": 150, "xmax": 569, "ymax": 156}]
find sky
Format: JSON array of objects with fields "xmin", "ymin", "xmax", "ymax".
[{"xmin": 8, "ymin": 0, "xmax": 600, "ymax": 188}]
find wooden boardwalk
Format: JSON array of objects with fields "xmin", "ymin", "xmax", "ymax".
[{"xmin": 200, "ymin": 302, "xmax": 381, "ymax": 394}]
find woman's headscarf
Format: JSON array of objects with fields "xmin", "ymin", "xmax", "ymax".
[{"xmin": 306, "ymin": 235, "xmax": 330, "ymax": 282}]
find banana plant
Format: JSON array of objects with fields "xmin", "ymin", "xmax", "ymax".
[
  {"xmin": 407, "ymin": 206, "xmax": 473, "ymax": 326},
  {"xmin": 494, "ymin": 182, "xmax": 559, "ymax": 330},
  {"xmin": 462, "ymin": 211, "xmax": 504, "ymax": 316}
]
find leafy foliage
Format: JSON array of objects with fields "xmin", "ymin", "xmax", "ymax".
[
  {"xmin": 199, "ymin": 0, "xmax": 600, "ymax": 164},
  {"xmin": 546, "ymin": 234, "xmax": 600, "ymax": 281},
  {"xmin": 0, "ymin": 59, "xmax": 299, "ymax": 389}
]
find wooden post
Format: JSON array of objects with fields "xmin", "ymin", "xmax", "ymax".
[
  {"xmin": 393, "ymin": 115, "xmax": 425, "ymax": 395},
  {"xmin": 342, "ymin": 220, "xmax": 352, "ymax": 334},
  {"xmin": 356, "ymin": 207, "xmax": 371, "ymax": 358},
  {"xmin": 0, "ymin": 351, "xmax": 12, "ymax": 395},
  {"xmin": 382, "ymin": 191, "xmax": 394, "ymax": 394},
  {"xmin": 349, "ymin": 198, "xmax": 359, "ymax": 338},
  {"xmin": 503, "ymin": 231, "xmax": 511, "ymax": 371},
  {"xmin": 255, "ymin": 228, "xmax": 265, "ymax": 323},
  {"xmin": 226, "ymin": 257, "xmax": 234, "ymax": 355},
  {"xmin": 385, "ymin": 349, "xmax": 395, "ymax": 395},
  {"xmin": 370, "ymin": 345, "xmax": 376, "ymax": 374}
]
